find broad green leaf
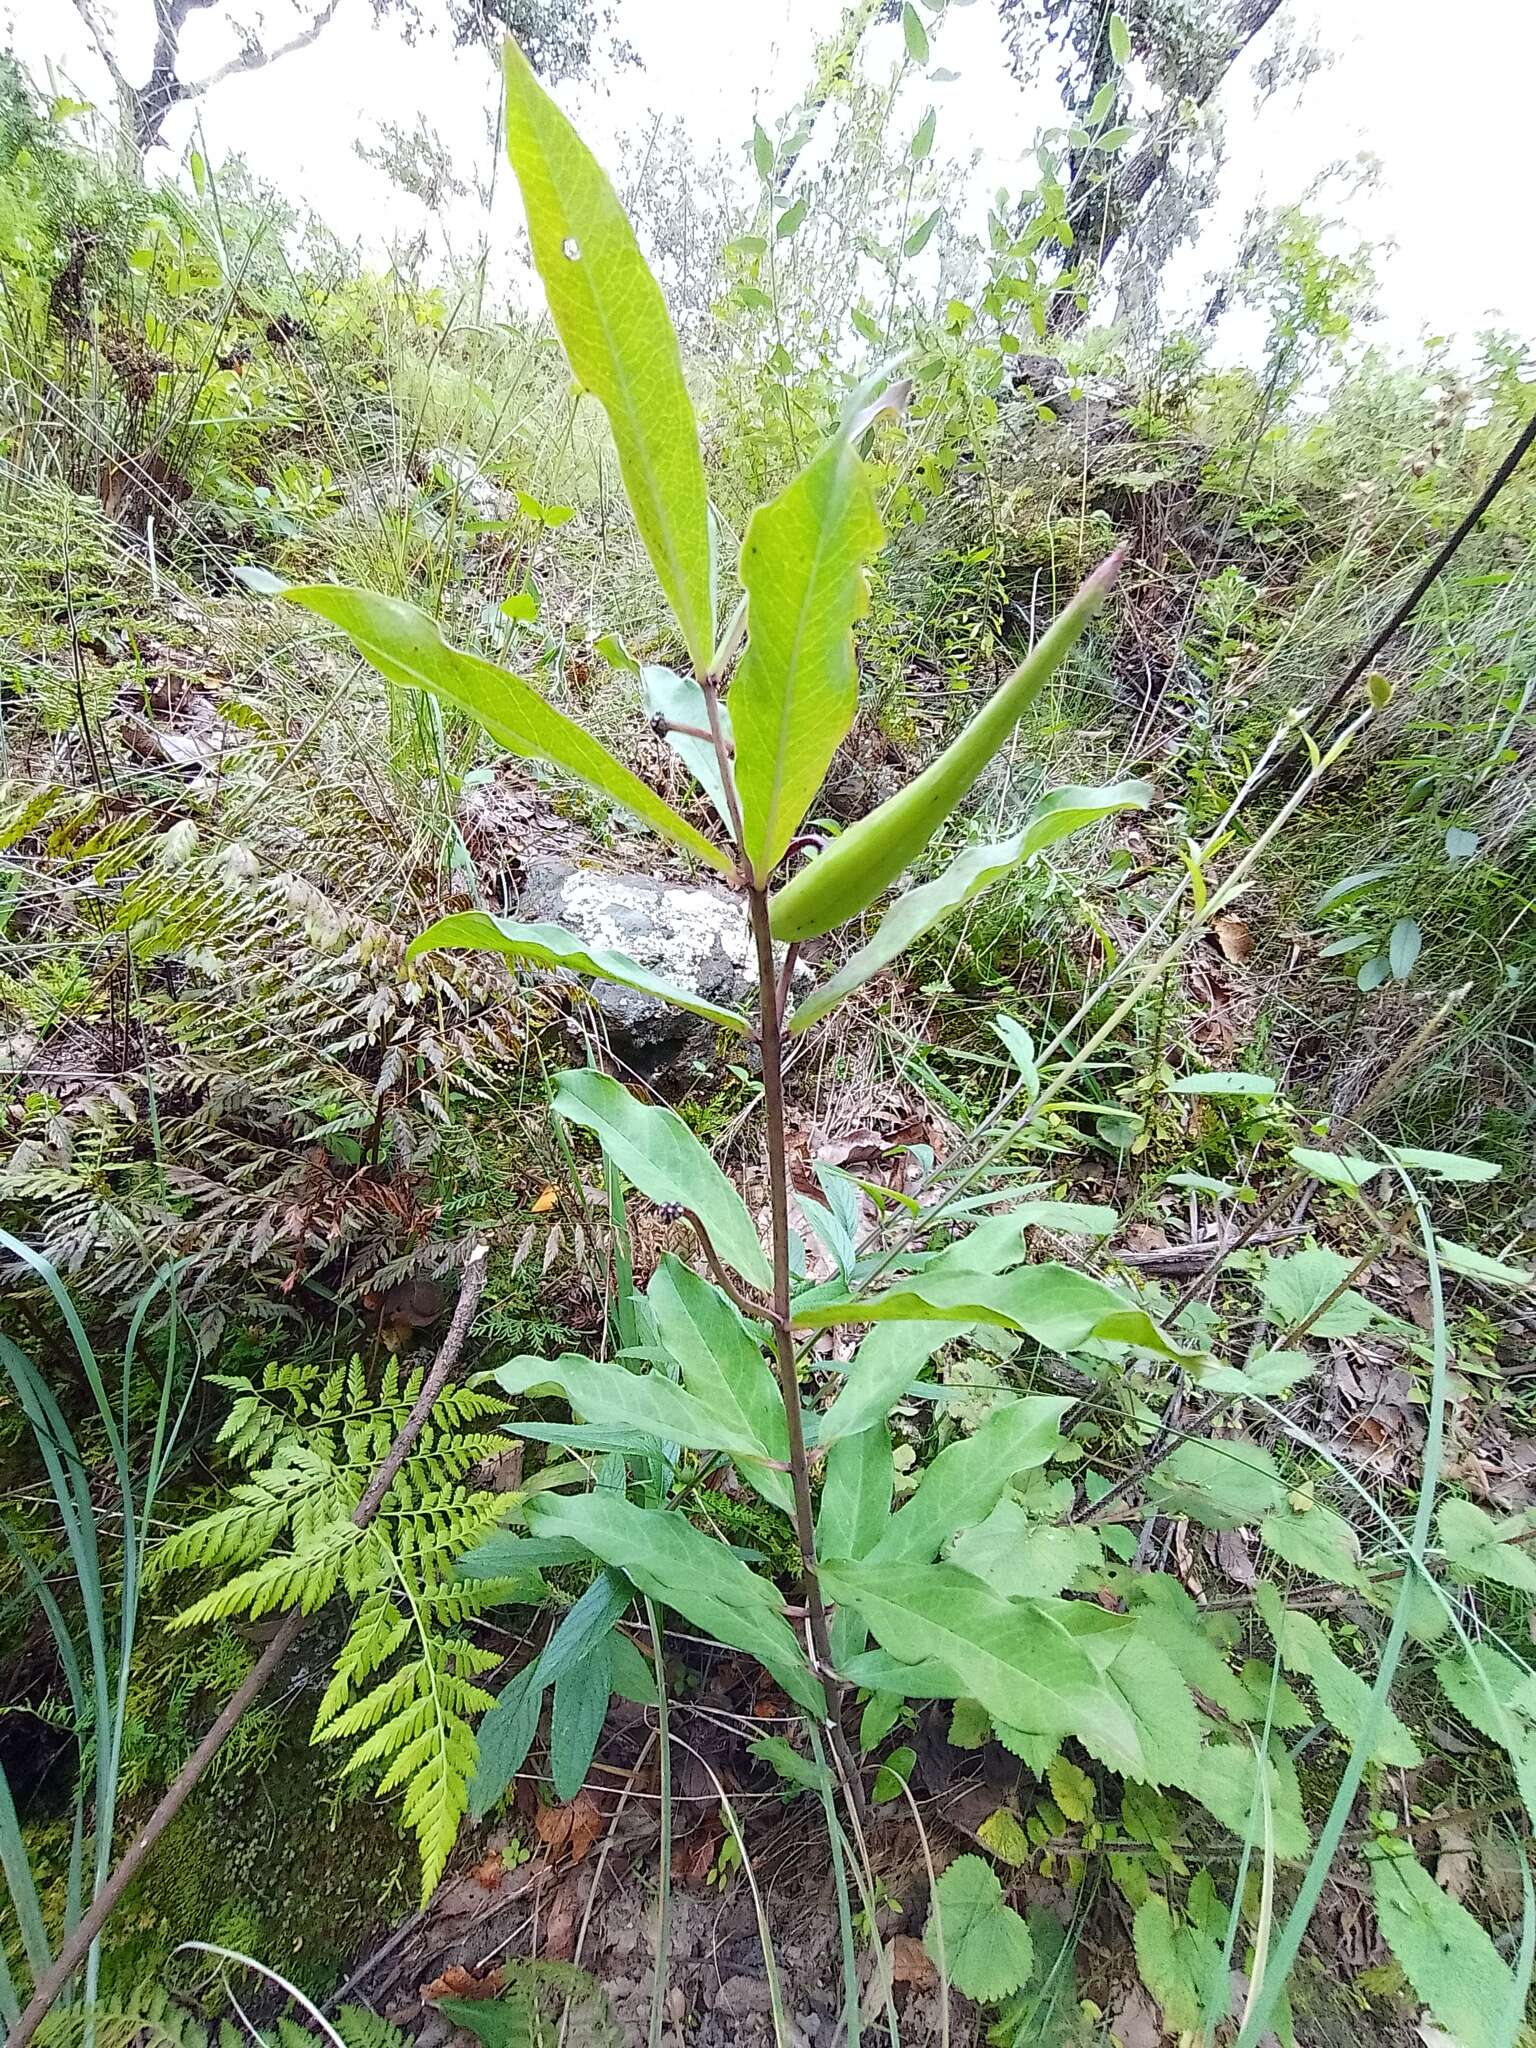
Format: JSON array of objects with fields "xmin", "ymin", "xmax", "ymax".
[
  {"xmin": 947, "ymin": 1500, "xmax": 1102, "ymax": 1599},
  {"xmin": 1389, "ymin": 915, "xmax": 1422, "ymax": 980},
  {"xmin": 1445, "ymin": 826, "xmax": 1480, "ymax": 861},
  {"xmin": 554, "ymin": 1069, "xmax": 771, "ymax": 1290},
  {"xmin": 1257, "ymin": 1589, "xmax": 1421, "ymax": 1766},
  {"xmin": 1108, "ymin": 10, "xmax": 1132, "ymax": 63},
  {"xmin": 1187, "ymin": 1734, "xmax": 1310, "ymax": 1860},
  {"xmin": 818, "ymin": 1421, "xmax": 894, "ymax": 1664},
  {"xmin": 531, "ymin": 1491, "xmax": 821, "ymax": 1712},
  {"xmin": 1259, "ymin": 1500, "xmax": 1366, "ymax": 1586},
  {"xmin": 823, "ymin": 1561, "xmax": 1138, "ymax": 1764},
  {"xmin": 1133, "ymin": 1891, "xmax": 1226, "ymax": 2036},
  {"xmin": 790, "ymin": 779, "xmax": 1151, "ymax": 1033},
  {"xmin": 994, "ymin": 1014, "xmax": 1040, "ymax": 1098},
  {"xmin": 502, "ymin": 41, "xmax": 714, "ymax": 669},
  {"xmin": 901, "ymin": 1, "xmax": 930, "ymax": 65},
  {"xmin": 642, "ymin": 665, "xmax": 738, "ymax": 831},
  {"xmin": 467, "ymin": 1659, "xmax": 543, "ymax": 1818},
  {"xmin": 409, "ymin": 913, "xmax": 747, "ymax": 1033},
  {"xmin": 904, "ymin": 207, "xmax": 943, "ymax": 257},
  {"xmin": 1127, "ymin": 1597, "xmax": 1252, "ymax": 1724},
  {"xmin": 1316, "ymin": 864, "xmax": 1394, "ymax": 911},
  {"xmin": 549, "ymin": 1634, "xmax": 611, "ymax": 1799},
  {"xmin": 1438, "ymin": 1498, "xmax": 1536, "ymax": 1593},
  {"xmin": 1435, "ymin": 1645, "xmax": 1536, "ymax": 1827},
  {"xmin": 752, "ymin": 119, "xmax": 774, "ymax": 181},
  {"xmin": 775, "ymin": 195, "xmax": 807, "ymax": 239},
  {"xmin": 1289, "ymin": 1146, "xmax": 1383, "ymax": 1190},
  {"xmin": 1052, "ymin": 1608, "xmax": 1203, "ymax": 1786},
  {"xmin": 495, "ymin": 1352, "xmax": 775, "ymax": 1474},
  {"xmin": 1049, "ymin": 1756, "xmax": 1095, "ymax": 1823},
  {"xmin": 749, "ymin": 1734, "xmax": 829, "ymax": 1792},
  {"xmin": 793, "ymin": 1261, "xmax": 1200, "ymax": 1363},
  {"xmin": 285, "ymin": 586, "xmax": 728, "ymax": 875},
  {"xmin": 1013, "ymin": 1199, "xmax": 1119, "ymax": 1235},
  {"xmin": 976, "ymin": 1807, "xmax": 1030, "ymax": 1864},
  {"xmin": 925, "ymin": 1857, "xmax": 1034, "ymax": 2002},
  {"xmin": 770, "ymin": 550, "xmax": 1124, "ymax": 941},
  {"xmin": 817, "ymin": 1316, "xmax": 970, "ymax": 1444},
  {"xmin": 1259, "ymin": 1246, "xmax": 1385, "ymax": 1338},
  {"xmin": 910, "ymin": 106, "xmax": 936, "ymax": 159},
  {"xmin": 608, "ymin": 1628, "xmax": 659, "ymax": 1705},
  {"xmin": 1197, "ymin": 1348, "xmax": 1313, "ymax": 1397},
  {"xmin": 730, "ymin": 423, "xmax": 883, "ymax": 879},
  {"xmin": 646, "ymin": 1256, "xmax": 790, "ymax": 1513},
  {"xmin": 1367, "ymin": 1840, "xmax": 1513, "ymax": 2048},
  {"xmin": 1168, "ymin": 1071, "xmax": 1276, "ymax": 1099},
  {"xmin": 1434, "ymin": 1237, "xmax": 1532, "ymax": 1287},
  {"xmin": 868, "ymin": 1397, "xmax": 1072, "ymax": 1564},
  {"xmin": 1095, "ymin": 123, "xmax": 1136, "ymax": 150},
  {"xmin": 1392, "ymin": 1146, "xmax": 1501, "ymax": 1184},
  {"xmin": 1147, "ymin": 1439, "xmax": 1287, "ymax": 1530},
  {"xmin": 872, "ymin": 1743, "xmax": 916, "ymax": 1803}
]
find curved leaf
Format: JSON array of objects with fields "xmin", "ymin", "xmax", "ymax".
[
  {"xmin": 790, "ymin": 778, "xmax": 1151, "ymax": 1031},
  {"xmin": 408, "ymin": 912, "xmax": 748, "ymax": 1033},
  {"xmin": 502, "ymin": 40, "xmax": 714, "ymax": 669},
  {"xmin": 730, "ymin": 426, "xmax": 884, "ymax": 880},
  {"xmin": 792, "ymin": 1260, "xmax": 1199, "ymax": 1362},
  {"xmin": 643, "ymin": 665, "xmax": 737, "ymax": 830},
  {"xmin": 286, "ymin": 585, "xmax": 728, "ymax": 874},
  {"xmin": 553, "ymin": 1069, "xmax": 771, "ymax": 1290},
  {"xmin": 495, "ymin": 1352, "xmax": 774, "ymax": 1472},
  {"xmin": 646, "ymin": 1256, "xmax": 790, "ymax": 1512},
  {"xmin": 768, "ymin": 549, "xmax": 1124, "ymax": 941}
]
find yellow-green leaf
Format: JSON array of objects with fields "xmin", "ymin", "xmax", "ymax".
[
  {"xmin": 731, "ymin": 425, "xmax": 884, "ymax": 880},
  {"xmin": 502, "ymin": 39, "xmax": 714, "ymax": 670}
]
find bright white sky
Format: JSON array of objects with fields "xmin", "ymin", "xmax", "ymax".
[{"xmin": 10, "ymin": 0, "xmax": 1535, "ymax": 368}]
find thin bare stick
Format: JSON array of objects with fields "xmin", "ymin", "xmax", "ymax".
[{"xmin": 8, "ymin": 1247, "xmax": 491, "ymax": 2048}]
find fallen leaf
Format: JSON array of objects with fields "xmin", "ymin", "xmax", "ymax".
[
  {"xmin": 421, "ymin": 1964, "xmax": 504, "ymax": 2002},
  {"xmin": 531, "ymin": 1184, "xmax": 560, "ymax": 1214},
  {"xmin": 568, "ymin": 1788, "xmax": 604, "ymax": 1864},
  {"xmin": 543, "ymin": 1875, "xmax": 580, "ymax": 1960},
  {"xmin": 1212, "ymin": 914, "xmax": 1253, "ymax": 964},
  {"xmin": 535, "ymin": 1801, "xmax": 573, "ymax": 1858},
  {"xmin": 889, "ymin": 1934, "xmax": 936, "ymax": 1989},
  {"xmin": 469, "ymin": 1853, "xmax": 504, "ymax": 1891}
]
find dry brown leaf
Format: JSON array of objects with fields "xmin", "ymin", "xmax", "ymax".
[
  {"xmin": 469, "ymin": 1852, "xmax": 505, "ymax": 1891},
  {"xmin": 420, "ymin": 1964, "xmax": 504, "ymax": 2002},
  {"xmin": 542, "ymin": 1875, "xmax": 580, "ymax": 1960},
  {"xmin": 1212, "ymin": 914, "xmax": 1253, "ymax": 963},
  {"xmin": 888, "ymin": 1934, "xmax": 936, "ymax": 1990},
  {"xmin": 530, "ymin": 1184, "xmax": 560, "ymax": 1215},
  {"xmin": 535, "ymin": 1801, "xmax": 573, "ymax": 1858},
  {"xmin": 568, "ymin": 1788, "xmax": 604, "ymax": 1864}
]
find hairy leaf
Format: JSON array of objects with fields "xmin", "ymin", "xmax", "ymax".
[
  {"xmin": 1438, "ymin": 1498, "xmax": 1536, "ymax": 1593},
  {"xmin": 502, "ymin": 40, "xmax": 714, "ymax": 668},
  {"xmin": 646, "ymin": 1256, "xmax": 790, "ymax": 1512},
  {"xmin": 549, "ymin": 1635, "xmax": 611, "ymax": 1801},
  {"xmin": 869, "ymin": 1397, "xmax": 1072, "ymax": 1564},
  {"xmin": 818, "ymin": 1420, "xmax": 895, "ymax": 1665},
  {"xmin": 1148, "ymin": 1439, "xmax": 1287, "ymax": 1530},
  {"xmin": 495, "ymin": 1352, "xmax": 776, "ymax": 1475},
  {"xmin": 1368, "ymin": 1841, "xmax": 1514, "ymax": 2048}
]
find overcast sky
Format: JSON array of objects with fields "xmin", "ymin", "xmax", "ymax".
[{"xmin": 11, "ymin": 0, "xmax": 1535, "ymax": 370}]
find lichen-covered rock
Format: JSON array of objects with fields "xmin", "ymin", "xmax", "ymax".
[{"xmin": 518, "ymin": 862, "xmax": 753, "ymax": 1080}]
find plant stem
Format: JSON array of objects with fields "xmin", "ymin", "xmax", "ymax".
[
  {"xmin": 8, "ymin": 1247, "xmax": 492, "ymax": 2048},
  {"xmin": 745, "ymin": 881, "xmax": 865, "ymax": 1818}
]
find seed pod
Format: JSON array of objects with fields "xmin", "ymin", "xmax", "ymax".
[{"xmin": 768, "ymin": 546, "xmax": 1127, "ymax": 943}]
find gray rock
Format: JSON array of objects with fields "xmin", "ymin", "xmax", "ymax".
[{"xmin": 518, "ymin": 862, "xmax": 754, "ymax": 1081}]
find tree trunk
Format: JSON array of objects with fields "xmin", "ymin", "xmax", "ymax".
[{"xmin": 1045, "ymin": 0, "xmax": 1284, "ymax": 335}]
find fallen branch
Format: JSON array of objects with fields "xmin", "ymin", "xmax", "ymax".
[{"xmin": 8, "ymin": 1246, "xmax": 491, "ymax": 2048}]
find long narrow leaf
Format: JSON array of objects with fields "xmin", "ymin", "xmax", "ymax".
[
  {"xmin": 285, "ymin": 585, "xmax": 730, "ymax": 875},
  {"xmin": 408, "ymin": 913, "xmax": 749, "ymax": 1032},
  {"xmin": 503, "ymin": 39, "xmax": 715, "ymax": 669}
]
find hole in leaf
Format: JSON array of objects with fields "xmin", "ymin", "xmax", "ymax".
[{"xmin": 561, "ymin": 237, "xmax": 580, "ymax": 260}]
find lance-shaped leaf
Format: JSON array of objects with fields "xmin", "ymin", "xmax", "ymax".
[
  {"xmin": 817, "ymin": 1317, "xmax": 969, "ymax": 1445},
  {"xmin": 646, "ymin": 1255, "xmax": 791, "ymax": 1513},
  {"xmin": 408, "ymin": 913, "xmax": 748, "ymax": 1034},
  {"xmin": 554, "ymin": 1068, "xmax": 771, "ymax": 1291},
  {"xmin": 643, "ymin": 665, "xmax": 737, "ymax": 831},
  {"xmin": 502, "ymin": 40, "xmax": 714, "ymax": 669},
  {"xmin": 790, "ymin": 777, "xmax": 1151, "ymax": 1032},
  {"xmin": 496, "ymin": 1352, "xmax": 775, "ymax": 1473},
  {"xmin": 791, "ymin": 1260, "xmax": 1200, "ymax": 1362},
  {"xmin": 531, "ymin": 1490, "xmax": 822, "ymax": 1713},
  {"xmin": 286, "ymin": 585, "xmax": 729, "ymax": 875},
  {"xmin": 729, "ymin": 425, "xmax": 884, "ymax": 880},
  {"xmin": 823, "ymin": 1561, "xmax": 1136, "ymax": 1761},
  {"xmin": 1368, "ymin": 1840, "xmax": 1515, "ymax": 2048},
  {"xmin": 869, "ymin": 1396, "xmax": 1072, "ymax": 1565},
  {"xmin": 769, "ymin": 548, "xmax": 1125, "ymax": 941},
  {"xmin": 817, "ymin": 1420, "xmax": 894, "ymax": 1665}
]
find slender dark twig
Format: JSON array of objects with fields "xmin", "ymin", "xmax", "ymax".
[{"xmin": 8, "ymin": 1247, "xmax": 491, "ymax": 2048}]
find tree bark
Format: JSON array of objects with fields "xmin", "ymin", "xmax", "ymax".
[{"xmin": 1045, "ymin": 0, "xmax": 1285, "ymax": 335}]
